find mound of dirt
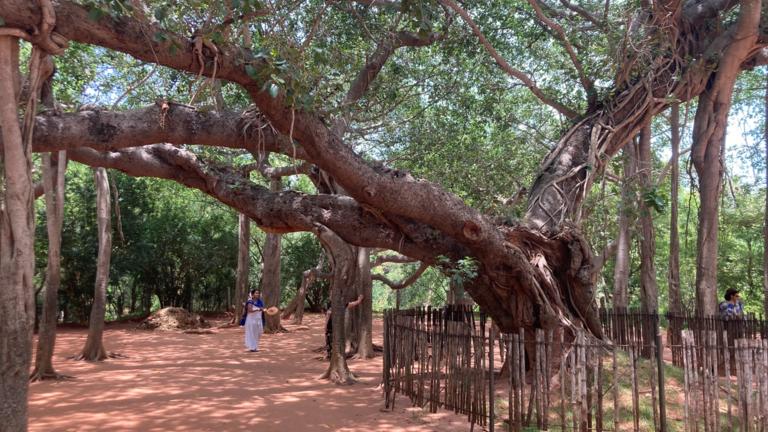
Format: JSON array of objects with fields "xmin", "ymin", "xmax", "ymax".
[{"xmin": 137, "ymin": 307, "xmax": 210, "ymax": 331}]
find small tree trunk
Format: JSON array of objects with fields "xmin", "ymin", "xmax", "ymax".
[
  {"xmin": 668, "ymin": 104, "xmax": 683, "ymax": 317},
  {"xmin": 0, "ymin": 35, "xmax": 35, "ymax": 431},
  {"xmin": 612, "ymin": 147, "xmax": 635, "ymax": 309},
  {"xmin": 31, "ymin": 151, "xmax": 67, "ymax": 380},
  {"xmin": 448, "ymin": 278, "xmax": 473, "ymax": 306},
  {"xmin": 262, "ymin": 178, "xmax": 285, "ymax": 333},
  {"xmin": 77, "ymin": 167, "xmax": 112, "ymax": 361},
  {"xmin": 234, "ymin": 212, "xmax": 250, "ymax": 320},
  {"xmin": 637, "ymin": 124, "xmax": 658, "ymax": 314}
]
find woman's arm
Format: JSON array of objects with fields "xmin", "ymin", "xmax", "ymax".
[{"xmin": 347, "ymin": 294, "xmax": 364, "ymax": 309}]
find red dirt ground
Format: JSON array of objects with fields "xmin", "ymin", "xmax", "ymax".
[{"xmin": 29, "ymin": 314, "xmax": 474, "ymax": 432}]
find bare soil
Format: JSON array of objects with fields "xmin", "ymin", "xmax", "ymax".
[{"xmin": 29, "ymin": 314, "xmax": 472, "ymax": 432}]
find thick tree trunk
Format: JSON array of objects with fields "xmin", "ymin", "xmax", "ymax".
[
  {"xmin": 692, "ymin": 88, "xmax": 724, "ymax": 317},
  {"xmin": 234, "ymin": 212, "xmax": 250, "ymax": 319},
  {"xmin": 637, "ymin": 124, "xmax": 658, "ymax": 314},
  {"xmin": 316, "ymin": 226, "xmax": 358, "ymax": 384},
  {"xmin": 0, "ymin": 35, "xmax": 35, "ymax": 432},
  {"xmin": 31, "ymin": 151, "xmax": 67, "ymax": 380},
  {"xmin": 262, "ymin": 178, "xmax": 285, "ymax": 333},
  {"xmin": 613, "ymin": 147, "xmax": 635, "ymax": 309},
  {"xmin": 668, "ymin": 104, "xmax": 683, "ymax": 316},
  {"xmin": 691, "ymin": 1, "xmax": 760, "ymax": 316},
  {"xmin": 77, "ymin": 167, "xmax": 111, "ymax": 361}
]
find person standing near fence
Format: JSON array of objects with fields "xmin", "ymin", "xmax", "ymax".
[{"xmin": 718, "ymin": 288, "xmax": 744, "ymax": 319}]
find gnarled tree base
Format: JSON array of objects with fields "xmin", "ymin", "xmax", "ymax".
[
  {"xmin": 321, "ymin": 352, "xmax": 358, "ymax": 385},
  {"xmin": 29, "ymin": 369, "xmax": 73, "ymax": 382}
]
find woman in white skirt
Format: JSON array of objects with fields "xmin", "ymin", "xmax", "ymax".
[{"xmin": 244, "ymin": 289, "xmax": 264, "ymax": 352}]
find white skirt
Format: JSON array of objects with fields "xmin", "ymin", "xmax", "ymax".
[{"xmin": 244, "ymin": 312, "xmax": 263, "ymax": 351}]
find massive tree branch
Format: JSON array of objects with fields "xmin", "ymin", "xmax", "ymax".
[
  {"xmin": 65, "ymin": 145, "xmax": 467, "ymax": 263},
  {"xmin": 27, "ymin": 104, "xmax": 307, "ymax": 158}
]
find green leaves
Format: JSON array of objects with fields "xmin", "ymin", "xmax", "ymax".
[
  {"xmin": 153, "ymin": 6, "xmax": 168, "ymax": 22},
  {"xmin": 0, "ymin": 16, "xmax": 5, "ymax": 27},
  {"xmin": 642, "ymin": 188, "xmax": 667, "ymax": 214}
]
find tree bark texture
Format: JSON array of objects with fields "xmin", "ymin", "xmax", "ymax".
[
  {"xmin": 352, "ymin": 247, "xmax": 374, "ymax": 359},
  {"xmin": 612, "ymin": 147, "xmax": 635, "ymax": 309},
  {"xmin": 691, "ymin": 0, "xmax": 761, "ymax": 316},
  {"xmin": 31, "ymin": 151, "xmax": 66, "ymax": 380},
  {"xmin": 77, "ymin": 167, "xmax": 111, "ymax": 361},
  {"xmin": 316, "ymin": 226, "xmax": 357, "ymax": 384},
  {"xmin": 0, "ymin": 35, "xmax": 35, "ymax": 432},
  {"xmin": 668, "ymin": 104, "xmax": 683, "ymax": 316},
  {"xmin": 235, "ymin": 212, "xmax": 250, "ymax": 316},
  {"xmin": 637, "ymin": 124, "xmax": 659, "ymax": 314}
]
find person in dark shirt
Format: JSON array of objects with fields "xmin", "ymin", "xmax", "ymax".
[{"xmin": 325, "ymin": 294, "xmax": 364, "ymax": 359}]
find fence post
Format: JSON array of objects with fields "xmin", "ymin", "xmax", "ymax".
[
  {"xmin": 489, "ymin": 320, "xmax": 495, "ymax": 432},
  {"xmin": 656, "ymin": 314, "xmax": 667, "ymax": 432}
]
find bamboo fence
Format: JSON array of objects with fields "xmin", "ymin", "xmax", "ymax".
[{"xmin": 383, "ymin": 307, "xmax": 768, "ymax": 431}]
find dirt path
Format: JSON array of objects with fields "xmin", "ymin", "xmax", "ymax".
[{"xmin": 29, "ymin": 314, "xmax": 472, "ymax": 432}]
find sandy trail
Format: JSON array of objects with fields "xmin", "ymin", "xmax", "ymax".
[{"xmin": 29, "ymin": 314, "xmax": 473, "ymax": 432}]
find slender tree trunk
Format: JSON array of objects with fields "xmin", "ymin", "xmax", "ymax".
[
  {"xmin": 612, "ymin": 147, "xmax": 635, "ymax": 309},
  {"xmin": 262, "ymin": 178, "xmax": 285, "ymax": 333},
  {"xmin": 234, "ymin": 212, "xmax": 250, "ymax": 320},
  {"xmin": 77, "ymin": 167, "xmax": 111, "ymax": 361},
  {"xmin": 637, "ymin": 124, "xmax": 658, "ymax": 314},
  {"xmin": 669, "ymin": 104, "xmax": 683, "ymax": 317},
  {"xmin": 353, "ymin": 247, "xmax": 374, "ymax": 358},
  {"xmin": 282, "ymin": 257, "xmax": 324, "ymax": 324},
  {"xmin": 31, "ymin": 151, "xmax": 67, "ymax": 380},
  {"xmin": 0, "ymin": 35, "xmax": 35, "ymax": 431},
  {"xmin": 448, "ymin": 278, "xmax": 473, "ymax": 305}
]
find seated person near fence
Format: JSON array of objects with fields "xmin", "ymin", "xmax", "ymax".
[{"xmin": 719, "ymin": 288, "xmax": 744, "ymax": 320}]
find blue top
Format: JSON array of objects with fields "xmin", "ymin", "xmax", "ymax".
[
  {"xmin": 719, "ymin": 300, "xmax": 744, "ymax": 320},
  {"xmin": 247, "ymin": 298, "xmax": 264, "ymax": 310}
]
